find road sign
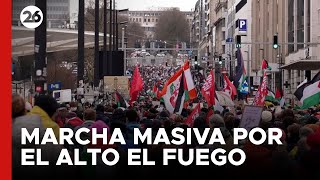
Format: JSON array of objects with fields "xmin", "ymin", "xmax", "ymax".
[
  {"xmin": 48, "ymin": 82, "xmax": 62, "ymax": 91},
  {"xmin": 239, "ymin": 19, "xmax": 247, "ymax": 32}
]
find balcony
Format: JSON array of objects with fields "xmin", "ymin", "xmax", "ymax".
[{"xmin": 215, "ymin": 0, "xmax": 227, "ymax": 13}]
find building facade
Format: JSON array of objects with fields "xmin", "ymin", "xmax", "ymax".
[
  {"xmin": 282, "ymin": 0, "xmax": 320, "ymax": 104},
  {"xmin": 251, "ymin": 0, "xmax": 288, "ymax": 92},
  {"xmin": 124, "ymin": 8, "xmax": 193, "ymax": 39},
  {"xmin": 191, "ymin": 0, "xmax": 206, "ymax": 47},
  {"xmin": 12, "ymin": 0, "xmax": 72, "ymax": 28}
]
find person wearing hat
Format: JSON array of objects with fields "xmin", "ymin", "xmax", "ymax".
[{"xmin": 260, "ymin": 110, "xmax": 273, "ymax": 131}]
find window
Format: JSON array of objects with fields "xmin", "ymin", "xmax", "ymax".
[
  {"xmin": 152, "ymin": 18, "xmax": 154, "ymax": 22},
  {"xmin": 148, "ymin": 19, "xmax": 150, "ymax": 22},
  {"xmin": 139, "ymin": 18, "xmax": 142, "ymax": 22},
  {"xmin": 156, "ymin": 19, "xmax": 158, "ymax": 22},
  {"xmin": 236, "ymin": 0, "xmax": 247, "ymax": 13},
  {"xmin": 144, "ymin": 18, "xmax": 146, "ymax": 22}
]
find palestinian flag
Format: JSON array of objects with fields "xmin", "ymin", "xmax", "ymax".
[
  {"xmin": 294, "ymin": 71, "xmax": 320, "ymax": 109},
  {"xmin": 160, "ymin": 61, "xmax": 196, "ymax": 114},
  {"xmin": 265, "ymin": 90, "xmax": 275, "ymax": 102},
  {"xmin": 261, "ymin": 59, "xmax": 272, "ymax": 70},
  {"xmin": 115, "ymin": 91, "xmax": 129, "ymax": 108}
]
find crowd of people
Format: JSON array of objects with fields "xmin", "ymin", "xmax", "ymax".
[
  {"xmin": 127, "ymin": 64, "xmax": 205, "ymax": 100},
  {"xmin": 12, "ymin": 92, "xmax": 320, "ymax": 179}
]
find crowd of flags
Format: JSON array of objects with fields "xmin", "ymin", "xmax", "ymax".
[{"xmin": 112, "ymin": 48, "xmax": 320, "ymax": 125}]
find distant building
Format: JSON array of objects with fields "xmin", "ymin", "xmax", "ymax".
[
  {"xmin": 191, "ymin": 0, "xmax": 206, "ymax": 46},
  {"xmin": 120, "ymin": 8, "xmax": 193, "ymax": 39},
  {"xmin": 12, "ymin": 0, "xmax": 72, "ymax": 28}
]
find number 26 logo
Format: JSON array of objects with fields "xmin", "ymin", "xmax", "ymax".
[{"xmin": 20, "ymin": 6, "xmax": 43, "ymax": 29}]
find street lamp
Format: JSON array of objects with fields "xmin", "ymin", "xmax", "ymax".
[{"xmin": 115, "ymin": 9, "xmax": 129, "ymax": 51}]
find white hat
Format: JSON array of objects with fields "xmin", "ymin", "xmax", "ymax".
[{"xmin": 261, "ymin": 111, "xmax": 273, "ymax": 122}]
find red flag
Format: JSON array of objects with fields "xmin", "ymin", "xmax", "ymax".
[
  {"xmin": 201, "ymin": 70, "xmax": 215, "ymax": 106},
  {"xmin": 223, "ymin": 74, "xmax": 237, "ymax": 100},
  {"xmin": 185, "ymin": 103, "xmax": 201, "ymax": 127},
  {"xmin": 253, "ymin": 72, "xmax": 268, "ymax": 106},
  {"xmin": 261, "ymin": 59, "xmax": 268, "ymax": 70},
  {"xmin": 275, "ymin": 88, "xmax": 282, "ymax": 99},
  {"xmin": 130, "ymin": 66, "xmax": 144, "ymax": 104}
]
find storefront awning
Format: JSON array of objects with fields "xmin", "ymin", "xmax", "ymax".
[{"xmin": 280, "ymin": 60, "xmax": 320, "ymax": 70}]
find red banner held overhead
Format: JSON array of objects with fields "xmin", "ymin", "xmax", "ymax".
[
  {"xmin": 129, "ymin": 66, "xmax": 144, "ymax": 105},
  {"xmin": 201, "ymin": 70, "xmax": 215, "ymax": 106},
  {"xmin": 253, "ymin": 72, "xmax": 268, "ymax": 106},
  {"xmin": 185, "ymin": 103, "xmax": 201, "ymax": 127}
]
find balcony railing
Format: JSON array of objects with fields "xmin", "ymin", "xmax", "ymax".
[{"xmin": 215, "ymin": 0, "xmax": 227, "ymax": 13}]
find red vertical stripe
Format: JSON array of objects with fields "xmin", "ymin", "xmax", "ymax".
[{"xmin": 0, "ymin": 0, "xmax": 12, "ymax": 180}]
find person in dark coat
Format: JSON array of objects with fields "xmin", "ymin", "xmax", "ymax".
[{"xmin": 95, "ymin": 104, "xmax": 110, "ymax": 125}]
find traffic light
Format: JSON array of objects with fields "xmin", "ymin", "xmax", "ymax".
[
  {"xmin": 194, "ymin": 55, "xmax": 198, "ymax": 65},
  {"xmin": 34, "ymin": 80, "xmax": 46, "ymax": 94},
  {"xmin": 236, "ymin": 35, "xmax": 241, "ymax": 48},
  {"xmin": 219, "ymin": 56, "xmax": 223, "ymax": 65},
  {"xmin": 12, "ymin": 62, "xmax": 15, "ymax": 75},
  {"xmin": 273, "ymin": 35, "xmax": 278, "ymax": 49}
]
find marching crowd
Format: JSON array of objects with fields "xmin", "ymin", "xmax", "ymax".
[
  {"xmin": 12, "ymin": 92, "xmax": 320, "ymax": 179},
  {"xmin": 127, "ymin": 64, "xmax": 205, "ymax": 100}
]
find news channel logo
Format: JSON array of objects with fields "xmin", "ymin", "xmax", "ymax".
[{"xmin": 20, "ymin": 5, "xmax": 43, "ymax": 29}]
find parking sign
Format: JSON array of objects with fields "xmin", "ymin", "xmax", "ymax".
[{"xmin": 239, "ymin": 19, "xmax": 247, "ymax": 32}]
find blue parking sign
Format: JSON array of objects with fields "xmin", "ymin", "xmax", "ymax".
[{"xmin": 239, "ymin": 19, "xmax": 247, "ymax": 32}]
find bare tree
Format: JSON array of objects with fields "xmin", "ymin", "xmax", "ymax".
[
  {"xmin": 84, "ymin": 2, "xmax": 145, "ymax": 49},
  {"xmin": 46, "ymin": 50, "xmax": 77, "ymax": 89},
  {"xmin": 124, "ymin": 21, "xmax": 145, "ymax": 48},
  {"xmin": 155, "ymin": 9, "xmax": 190, "ymax": 47},
  {"xmin": 84, "ymin": 0, "xmax": 105, "ymax": 32}
]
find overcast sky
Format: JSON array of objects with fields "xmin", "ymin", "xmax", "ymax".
[{"xmin": 116, "ymin": 0, "xmax": 198, "ymax": 11}]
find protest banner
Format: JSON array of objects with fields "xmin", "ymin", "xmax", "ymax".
[{"xmin": 239, "ymin": 105, "xmax": 264, "ymax": 131}]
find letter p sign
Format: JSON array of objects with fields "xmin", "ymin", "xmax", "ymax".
[{"xmin": 239, "ymin": 19, "xmax": 247, "ymax": 32}]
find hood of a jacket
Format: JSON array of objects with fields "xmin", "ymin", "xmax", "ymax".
[{"xmin": 30, "ymin": 106, "xmax": 60, "ymax": 138}]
